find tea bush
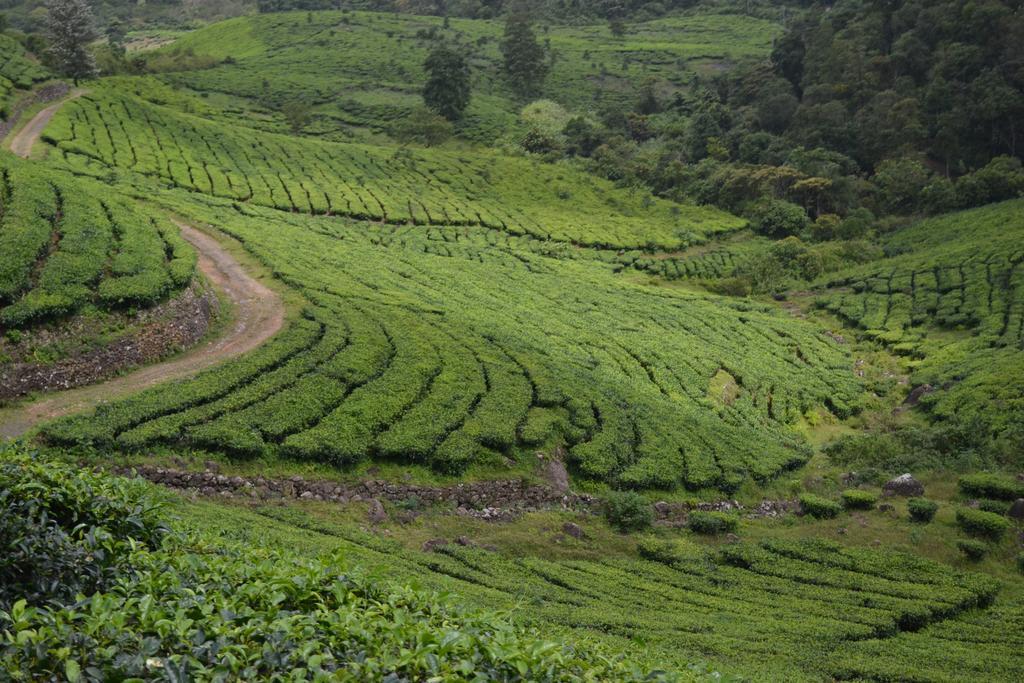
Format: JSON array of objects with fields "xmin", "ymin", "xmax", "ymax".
[
  {"xmin": 956, "ymin": 508, "xmax": 1010, "ymax": 541},
  {"xmin": 799, "ymin": 493, "xmax": 843, "ymax": 519}
]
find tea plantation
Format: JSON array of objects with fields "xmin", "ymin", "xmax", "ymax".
[
  {"xmin": 43, "ymin": 193, "xmax": 858, "ymax": 490},
  {"xmin": 0, "ymin": 155, "xmax": 195, "ymax": 328},
  {"xmin": 2, "ymin": 1, "xmax": 1023, "ymax": 681}
]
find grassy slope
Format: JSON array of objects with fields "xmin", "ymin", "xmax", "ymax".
[{"xmin": 154, "ymin": 10, "xmax": 780, "ymax": 141}]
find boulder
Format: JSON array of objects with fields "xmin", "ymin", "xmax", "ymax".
[
  {"xmin": 1009, "ymin": 499, "xmax": 1024, "ymax": 521},
  {"xmin": 366, "ymin": 498, "xmax": 387, "ymax": 524},
  {"xmin": 421, "ymin": 538, "xmax": 448, "ymax": 552},
  {"xmin": 653, "ymin": 501, "xmax": 672, "ymax": 517},
  {"xmin": 562, "ymin": 522, "xmax": 585, "ymax": 539},
  {"xmin": 883, "ymin": 473, "xmax": 924, "ymax": 497}
]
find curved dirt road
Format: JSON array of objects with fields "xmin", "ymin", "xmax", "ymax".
[
  {"xmin": 8, "ymin": 89, "xmax": 86, "ymax": 158},
  {"xmin": 0, "ymin": 221, "xmax": 285, "ymax": 439}
]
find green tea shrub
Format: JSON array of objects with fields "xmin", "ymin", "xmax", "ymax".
[
  {"xmin": 958, "ymin": 474, "xmax": 1024, "ymax": 501},
  {"xmin": 841, "ymin": 490, "xmax": 878, "ymax": 510},
  {"xmin": 0, "ymin": 446, "xmax": 167, "ymax": 609},
  {"xmin": 799, "ymin": 493, "xmax": 843, "ymax": 519},
  {"xmin": 956, "ymin": 508, "xmax": 1010, "ymax": 541},
  {"xmin": 908, "ymin": 498, "xmax": 939, "ymax": 523},
  {"xmin": 977, "ymin": 499, "xmax": 1009, "ymax": 515},
  {"xmin": 603, "ymin": 491, "xmax": 653, "ymax": 532},
  {"xmin": 957, "ymin": 539, "xmax": 989, "ymax": 561},
  {"xmin": 688, "ymin": 510, "xmax": 739, "ymax": 535}
]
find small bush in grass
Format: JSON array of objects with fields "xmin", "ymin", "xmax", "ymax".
[
  {"xmin": 957, "ymin": 539, "xmax": 989, "ymax": 561},
  {"xmin": 636, "ymin": 536, "xmax": 705, "ymax": 565},
  {"xmin": 841, "ymin": 490, "xmax": 878, "ymax": 510},
  {"xmin": 958, "ymin": 473, "xmax": 1024, "ymax": 501},
  {"xmin": 799, "ymin": 493, "xmax": 842, "ymax": 519},
  {"xmin": 977, "ymin": 499, "xmax": 1009, "ymax": 515},
  {"xmin": 688, "ymin": 510, "xmax": 739, "ymax": 535},
  {"xmin": 908, "ymin": 498, "xmax": 939, "ymax": 523},
  {"xmin": 1017, "ymin": 553, "xmax": 1024, "ymax": 575},
  {"xmin": 956, "ymin": 508, "xmax": 1009, "ymax": 541},
  {"xmin": 603, "ymin": 490, "xmax": 653, "ymax": 532}
]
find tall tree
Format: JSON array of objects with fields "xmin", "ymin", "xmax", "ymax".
[
  {"xmin": 45, "ymin": 0, "xmax": 98, "ymax": 85},
  {"xmin": 422, "ymin": 44, "xmax": 471, "ymax": 121},
  {"xmin": 500, "ymin": 13, "xmax": 547, "ymax": 98}
]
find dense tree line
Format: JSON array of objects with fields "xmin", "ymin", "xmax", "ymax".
[{"xmin": 531, "ymin": 0, "xmax": 1024, "ymax": 246}]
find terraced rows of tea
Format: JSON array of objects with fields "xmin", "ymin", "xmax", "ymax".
[
  {"xmin": 43, "ymin": 86, "xmax": 741, "ymax": 250},
  {"xmin": 0, "ymin": 156, "xmax": 195, "ymax": 328},
  {"xmin": 0, "ymin": 35, "xmax": 49, "ymax": 116},
  {"xmin": 156, "ymin": 11, "xmax": 779, "ymax": 138},
  {"xmin": 813, "ymin": 201, "xmax": 1024, "ymax": 435},
  {"xmin": 816, "ymin": 201, "xmax": 1024, "ymax": 352},
  {"xmin": 45, "ymin": 194, "xmax": 859, "ymax": 489},
  {"xmin": 217, "ymin": 501, "xmax": 1021, "ymax": 682}
]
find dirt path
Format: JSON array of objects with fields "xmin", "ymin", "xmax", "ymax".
[
  {"xmin": 7, "ymin": 88, "xmax": 86, "ymax": 158},
  {"xmin": 0, "ymin": 220, "xmax": 285, "ymax": 439}
]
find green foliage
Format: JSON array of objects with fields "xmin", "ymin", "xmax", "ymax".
[
  {"xmin": 956, "ymin": 539, "xmax": 989, "ymax": 562},
  {"xmin": 687, "ymin": 510, "xmax": 738, "ymax": 535},
  {"xmin": 747, "ymin": 199, "xmax": 809, "ymax": 238},
  {"xmin": 0, "ymin": 157, "xmax": 194, "ymax": 327},
  {"xmin": 907, "ymin": 498, "xmax": 938, "ymax": 524},
  {"xmin": 958, "ymin": 473, "xmax": 1024, "ymax": 502},
  {"xmin": 0, "ymin": 444, "xmax": 167, "ymax": 609},
  {"xmin": 799, "ymin": 493, "xmax": 842, "ymax": 519},
  {"xmin": 281, "ymin": 98, "xmax": 312, "ymax": 134},
  {"xmin": 0, "ymin": 449, "xmax": 681, "ymax": 682},
  {"xmin": 816, "ymin": 201, "xmax": 1024, "ymax": 467},
  {"xmin": 423, "ymin": 43, "xmax": 471, "ymax": 121},
  {"xmin": 955, "ymin": 508, "xmax": 1010, "ymax": 542},
  {"xmin": 390, "ymin": 105, "xmax": 453, "ymax": 146},
  {"xmin": 0, "ymin": 35, "xmax": 50, "ymax": 117},
  {"xmin": 603, "ymin": 491, "xmax": 653, "ymax": 532},
  {"xmin": 840, "ymin": 490, "xmax": 877, "ymax": 511},
  {"xmin": 501, "ymin": 13, "xmax": 547, "ymax": 98},
  {"xmin": 45, "ymin": 0, "xmax": 99, "ymax": 84}
]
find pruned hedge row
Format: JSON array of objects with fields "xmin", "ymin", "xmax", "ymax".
[{"xmin": 0, "ymin": 158, "xmax": 196, "ymax": 327}]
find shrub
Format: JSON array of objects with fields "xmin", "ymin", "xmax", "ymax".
[
  {"xmin": 957, "ymin": 539, "xmax": 989, "ymax": 561},
  {"xmin": 956, "ymin": 508, "xmax": 1010, "ymax": 541},
  {"xmin": 977, "ymin": 499, "xmax": 1009, "ymax": 515},
  {"xmin": 1017, "ymin": 553, "xmax": 1024, "ymax": 575},
  {"xmin": 0, "ymin": 445, "xmax": 167, "ymax": 609},
  {"xmin": 747, "ymin": 198, "xmax": 810, "ymax": 238},
  {"xmin": 687, "ymin": 510, "xmax": 739, "ymax": 535},
  {"xmin": 799, "ymin": 493, "xmax": 843, "ymax": 519},
  {"xmin": 908, "ymin": 498, "xmax": 939, "ymax": 523},
  {"xmin": 603, "ymin": 490, "xmax": 653, "ymax": 532},
  {"xmin": 636, "ymin": 536, "xmax": 706, "ymax": 565},
  {"xmin": 841, "ymin": 490, "xmax": 878, "ymax": 510},
  {"xmin": 958, "ymin": 473, "xmax": 1024, "ymax": 501}
]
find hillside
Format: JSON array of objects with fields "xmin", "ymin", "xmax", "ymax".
[{"xmin": 1, "ymin": 1, "xmax": 1023, "ymax": 681}]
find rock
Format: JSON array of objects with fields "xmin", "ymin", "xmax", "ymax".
[
  {"xmin": 883, "ymin": 473, "xmax": 924, "ymax": 497},
  {"xmin": 725, "ymin": 533, "xmax": 740, "ymax": 544},
  {"xmin": 366, "ymin": 498, "xmax": 387, "ymax": 524},
  {"xmin": 1008, "ymin": 499, "xmax": 1024, "ymax": 520},
  {"xmin": 562, "ymin": 522, "xmax": 585, "ymax": 539},
  {"xmin": 878, "ymin": 503, "xmax": 895, "ymax": 513},
  {"xmin": 544, "ymin": 457, "xmax": 570, "ymax": 494},
  {"xmin": 421, "ymin": 538, "xmax": 448, "ymax": 552},
  {"xmin": 653, "ymin": 501, "xmax": 672, "ymax": 517},
  {"xmin": 204, "ymin": 460, "xmax": 220, "ymax": 473},
  {"xmin": 456, "ymin": 536, "xmax": 473, "ymax": 546},
  {"xmin": 903, "ymin": 384, "xmax": 934, "ymax": 406}
]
